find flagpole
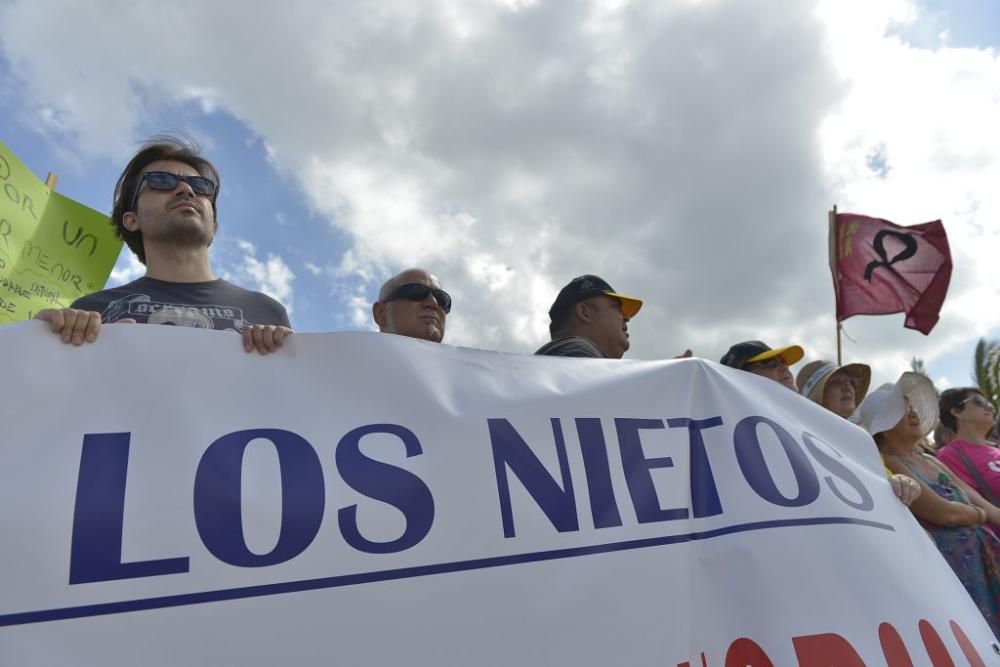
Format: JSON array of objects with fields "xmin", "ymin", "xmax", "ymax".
[
  {"xmin": 829, "ymin": 205, "xmax": 841, "ymax": 365},
  {"xmin": 836, "ymin": 321, "xmax": 842, "ymax": 366}
]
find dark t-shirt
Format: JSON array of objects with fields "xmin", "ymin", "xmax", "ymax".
[
  {"xmin": 70, "ymin": 277, "xmax": 290, "ymax": 332},
  {"xmin": 534, "ymin": 336, "xmax": 607, "ymax": 358}
]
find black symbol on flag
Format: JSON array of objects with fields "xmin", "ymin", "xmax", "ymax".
[{"xmin": 863, "ymin": 230, "xmax": 918, "ymax": 281}]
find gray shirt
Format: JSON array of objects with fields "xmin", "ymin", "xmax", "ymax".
[
  {"xmin": 534, "ymin": 336, "xmax": 607, "ymax": 358},
  {"xmin": 71, "ymin": 276, "xmax": 290, "ymax": 332}
]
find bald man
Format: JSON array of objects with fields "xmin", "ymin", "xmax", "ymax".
[{"xmin": 371, "ymin": 268, "xmax": 450, "ymax": 343}]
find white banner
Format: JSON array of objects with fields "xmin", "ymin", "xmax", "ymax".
[{"xmin": 0, "ymin": 322, "xmax": 995, "ymax": 666}]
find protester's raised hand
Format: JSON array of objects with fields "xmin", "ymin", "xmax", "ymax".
[
  {"xmin": 36, "ymin": 308, "xmax": 102, "ymax": 345},
  {"xmin": 243, "ymin": 324, "xmax": 293, "ymax": 355}
]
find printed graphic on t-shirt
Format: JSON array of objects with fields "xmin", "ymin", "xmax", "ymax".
[
  {"xmin": 988, "ymin": 461, "xmax": 1000, "ymax": 474},
  {"xmin": 101, "ymin": 294, "xmax": 248, "ymax": 332}
]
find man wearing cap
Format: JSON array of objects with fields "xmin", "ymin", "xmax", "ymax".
[
  {"xmin": 535, "ymin": 275, "xmax": 642, "ymax": 359},
  {"xmin": 797, "ymin": 360, "xmax": 871, "ymax": 419},
  {"xmin": 719, "ymin": 340, "xmax": 803, "ymax": 391},
  {"xmin": 372, "ymin": 268, "xmax": 450, "ymax": 343}
]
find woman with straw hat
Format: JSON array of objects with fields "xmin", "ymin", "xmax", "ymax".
[
  {"xmin": 796, "ymin": 359, "xmax": 871, "ymax": 419},
  {"xmin": 856, "ymin": 372, "xmax": 1000, "ymax": 636}
]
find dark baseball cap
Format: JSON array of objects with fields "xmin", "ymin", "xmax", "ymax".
[
  {"xmin": 548, "ymin": 275, "xmax": 642, "ymax": 318},
  {"xmin": 719, "ymin": 340, "xmax": 804, "ymax": 369}
]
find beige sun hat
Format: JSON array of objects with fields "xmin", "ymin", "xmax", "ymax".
[
  {"xmin": 796, "ymin": 360, "xmax": 872, "ymax": 405},
  {"xmin": 850, "ymin": 371, "xmax": 938, "ymax": 437}
]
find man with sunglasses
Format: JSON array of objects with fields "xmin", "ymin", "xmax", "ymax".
[
  {"xmin": 35, "ymin": 137, "xmax": 291, "ymax": 354},
  {"xmin": 372, "ymin": 268, "xmax": 449, "ymax": 343},
  {"xmin": 536, "ymin": 275, "xmax": 642, "ymax": 359}
]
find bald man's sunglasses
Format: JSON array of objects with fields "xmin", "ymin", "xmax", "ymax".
[
  {"xmin": 383, "ymin": 283, "xmax": 452, "ymax": 313},
  {"xmin": 130, "ymin": 171, "xmax": 218, "ymax": 211}
]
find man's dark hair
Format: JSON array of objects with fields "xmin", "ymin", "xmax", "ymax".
[
  {"xmin": 939, "ymin": 386, "xmax": 986, "ymax": 432},
  {"xmin": 112, "ymin": 135, "xmax": 221, "ymax": 264}
]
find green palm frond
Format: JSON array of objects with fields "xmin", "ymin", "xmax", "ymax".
[{"xmin": 972, "ymin": 338, "xmax": 1000, "ymax": 413}]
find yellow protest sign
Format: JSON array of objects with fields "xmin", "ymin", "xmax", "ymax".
[{"xmin": 0, "ymin": 141, "xmax": 122, "ymax": 323}]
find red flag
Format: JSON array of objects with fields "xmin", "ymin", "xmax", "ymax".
[{"xmin": 829, "ymin": 212, "xmax": 952, "ymax": 335}]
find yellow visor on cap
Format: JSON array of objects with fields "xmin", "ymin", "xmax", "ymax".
[
  {"xmin": 747, "ymin": 344, "xmax": 804, "ymax": 366},
  {"xmin": 605, "ymin": 291, "xmax": 642, "ymax": 318}
]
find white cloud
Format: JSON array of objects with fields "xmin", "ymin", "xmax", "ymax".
[
  {"xmin": 347, "ymin": 287, "xmax": 374, "ymax": 330},
  {"xmin": 815, "ymin": 0, "xmax": 1000, "ymax": 384},
  {"xmin": 2, "ymin": 0, "xmax": 998, "ymax": 385},
  {"xmin": 108, "ymin": 251, "xmax": 144, "ymax": 286},
  {"xmin": 228, "ymin": 239, "xmax": 296, "ymax": 312}
]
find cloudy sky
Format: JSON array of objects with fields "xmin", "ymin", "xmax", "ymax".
[{"xmin": 1, "ymin": 0, "xmax": 997, "ymax": 389}]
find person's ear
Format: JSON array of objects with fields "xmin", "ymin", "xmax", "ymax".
[
  {"xmin": 122, "ymin": 210, "xmax": 140, "ymax": 232},
  {"xmin": 372, "ymin": 302, "xmax": 388, "ymax": 330},
  {"xmin": 575, "ymin": 301, "xmax": 591, "ymax": 324}
]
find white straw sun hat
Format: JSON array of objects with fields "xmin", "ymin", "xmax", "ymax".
[{"xmin": 851, "ymin": 371, "xmax": 937, "ymax": 437}]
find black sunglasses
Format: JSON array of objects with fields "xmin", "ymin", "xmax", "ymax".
[
  {"xmin": 961, "ymin": 394, "xmax": 994, "ymax": 410},
  {"xmin": 129, "ymin": 171, "xmax": 218, "ymax": 211},
  {"xmin": 383, "ymin": 283, "xmax": 452, "ymax": 313}
]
